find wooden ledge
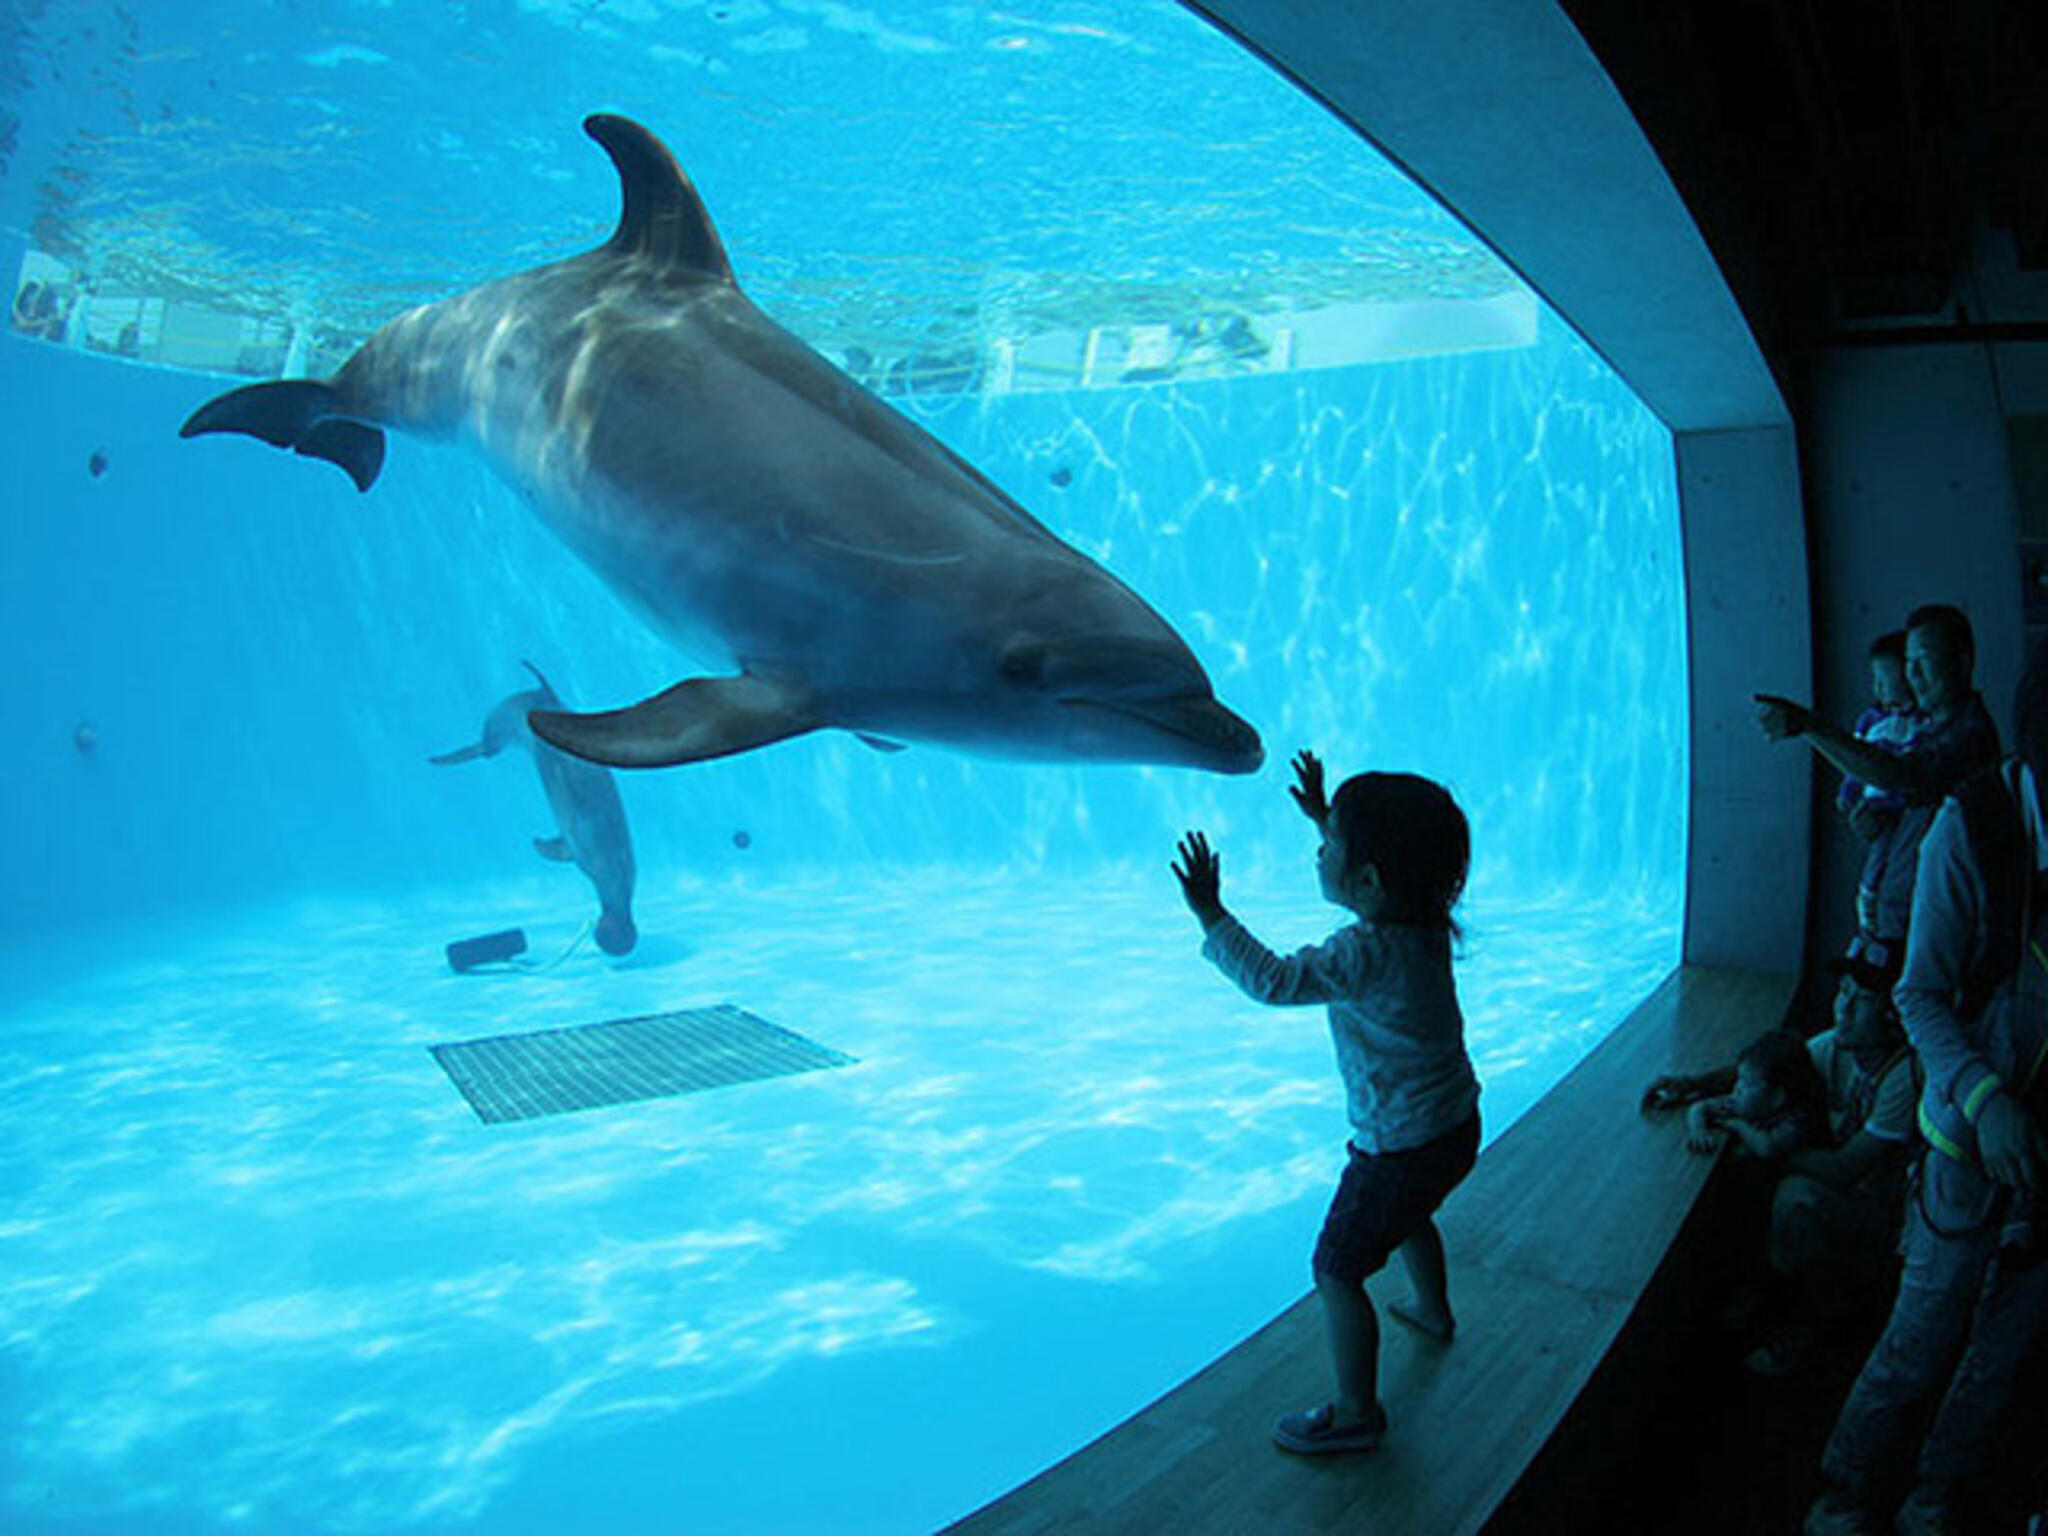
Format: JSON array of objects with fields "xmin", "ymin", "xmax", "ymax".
[{"xmin": 947, "ymin": 965, "xmax": 1796, "ymax": 1536}]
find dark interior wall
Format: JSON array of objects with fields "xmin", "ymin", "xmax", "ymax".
[
  {"xmin": 1554, "ymin": 0, "xmax": 2048, "ymax": 978},
  {"xmin": 1557, "ymin": 0, "xmax": 2048, "ymax": 353},
  {"xmin": 1798, "ymin": 337, "xmax": 2033, "ymax": 961}
]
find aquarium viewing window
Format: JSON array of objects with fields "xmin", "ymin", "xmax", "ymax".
[{"xmin": 0, "ymin": 2, "xmax": 1687, "ymax": 1532}]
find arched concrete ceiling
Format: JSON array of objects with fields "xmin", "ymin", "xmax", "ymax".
[{"xmin": 1184, "ymin": 0, "xmax": 1790, "ymax": 435}]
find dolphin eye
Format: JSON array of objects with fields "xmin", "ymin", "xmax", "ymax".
[{"xmin": 999, "ymin": 642, "xmax": 1048, "ymax": 685}]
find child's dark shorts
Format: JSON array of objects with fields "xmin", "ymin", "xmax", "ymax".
[{"xmin": 1312, "ymin": 1111, "xmax": 1481, "ymax": 1286}]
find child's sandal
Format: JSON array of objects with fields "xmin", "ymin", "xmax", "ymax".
[{"xmin": 1272, "ymin": 1401, "xmax": 1387, "ymax": 1455}]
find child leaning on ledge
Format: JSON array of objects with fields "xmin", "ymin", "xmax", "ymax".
[
  {"xmin": 1172, "ymin": 750, "xmax": 1481, "ymax": 1456},
  {"xmin": 1681, "ymin": 1027, "xmax": 1833, "ymax": 1161}
]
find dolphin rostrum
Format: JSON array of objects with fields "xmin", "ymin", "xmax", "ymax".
[
  {"xmin": 430, "ymin": 662, "xmax": 638, "ymax": 956},
  {"xmin": 182, "ymin": 114, "xmax": 1264, "ymax": 776}
]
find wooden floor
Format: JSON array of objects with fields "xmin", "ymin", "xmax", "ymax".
[{"xmin": 947, "ymin": 965, "xmax": 1797, "ymax": 1536}]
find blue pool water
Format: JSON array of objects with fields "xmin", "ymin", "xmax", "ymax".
[{"xmin": 2, "ymin": 4, "xmax": 1687, "ymax": 1532}]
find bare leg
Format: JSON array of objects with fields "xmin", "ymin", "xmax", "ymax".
[
  {"xmin": 1387, "ymin": 1219, "xmax": 1456, "ymax": 1341},
  {"xmin": 1314, "ymin": 1269, "xmax": 1382, "ymax": 1423}
]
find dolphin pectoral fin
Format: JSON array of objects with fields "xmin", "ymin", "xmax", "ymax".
[
  {"xmin": 180, "ymin": 380, "xmax": 386, "ymax": 492},
  {"xmin": 428, "ymin": 741, "xmax": 491, "ymax": 766},
  {"xmin": 296, "ymin": 419, "xmax": 386, "ymax": 492},
  {"xmin": 534, "ymin": 835, "xmax": 575, "ymax": 863},
  {"xmin": 181, "ymin": 381, "xmax": 333, "ymax": 449},
  {"xmin": 529, "ymin": 674, "xmax": 819, "ymax": 769}
]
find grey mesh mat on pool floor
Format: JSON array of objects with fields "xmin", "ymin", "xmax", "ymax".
[{"xmin": 430, "ymin": 1004, "xmax": 856, "ymax": 1124}]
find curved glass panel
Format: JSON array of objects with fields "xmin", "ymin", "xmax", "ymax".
[{"xmin": 0, "ymin": 3, "xmax": 1685, "ymax": 1531}]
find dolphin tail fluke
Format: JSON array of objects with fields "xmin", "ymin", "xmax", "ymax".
[
  {"xmin": 530, "ymin": 673, "xmax": 818, "ymax": 769},
  {"xmin": 180, "ymin": 381, "xmax": 386, "ymax": 493},
  {"xmin": 595, "ymin": 907, "xmax": 638, "ymax": 957},
  {"xmin": 427, "ymin": 741, "xmax": 491, "ymax": 766}
]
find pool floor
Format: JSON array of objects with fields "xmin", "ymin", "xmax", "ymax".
[{"xmin": 0, "ymin": 866, "xmax": 1674, "ymax": 1534}]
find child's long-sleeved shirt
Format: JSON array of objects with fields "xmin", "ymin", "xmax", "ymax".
[
  {"xmin": 1837, "ymin": 704, "xmax": 1921, "ymax": 815},
  {"xmin": 1690, "ymin": 1096, "xmax": 1816, "ymax": 1161},
  {"xmin": 1203, "ymin": 915, "xmax": 1479, "ymax": 1154}
]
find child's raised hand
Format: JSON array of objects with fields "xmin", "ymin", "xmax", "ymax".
[
  {"xmin": 1289, "ymin": 750, "xmax": 1329, "ymax": 825},
  {"xmin": 1172, "ymin": 831, "xmax": 1225, "ymax": 925}
]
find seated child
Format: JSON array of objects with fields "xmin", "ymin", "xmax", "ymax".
[
  {"xmin": 1684, "ymin": 1027, "xmax": 1831, "ymax": 1162},
  {"xmin": 1648, "ymin": 953, "xmax": 1920, "ymax": 1374},
  {"xmin": 1173, "ymin": 749, "xmax": 1480, "ymax": 1456}
]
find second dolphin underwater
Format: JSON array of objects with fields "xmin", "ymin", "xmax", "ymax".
[
  {"xmin": 431, "ymin": 663, "xmax": 638, "ymax": 957},
  {"xmin": 181, "ymin": 114, "xmax": 1263, "ymax": 777}
]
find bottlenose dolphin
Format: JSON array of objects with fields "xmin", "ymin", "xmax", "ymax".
[
  {"xmin": 181, "ymin": 114, "xmax": 1263, "ymax": 776},
  {"xmin": 430, "ymin": 662, "xmax": 638, "ymax": 956}
]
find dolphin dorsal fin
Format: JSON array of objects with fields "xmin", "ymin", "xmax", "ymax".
[
  {"xmin": 584, "ymin": 114, "xmax": 733, "ymax": 282},
  {"xmin": 521, "ymin": 659, "xmax": 558, "ymax": 698}
]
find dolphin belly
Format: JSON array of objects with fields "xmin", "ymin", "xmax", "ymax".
[{"xmin": 533, "ymin": 744, "xmax": 637, "ymax": 955}]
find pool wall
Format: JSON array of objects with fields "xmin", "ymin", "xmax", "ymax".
[{"xmin": 2, "ymin": 311, "xmax": 1686, "ymax": 948}]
